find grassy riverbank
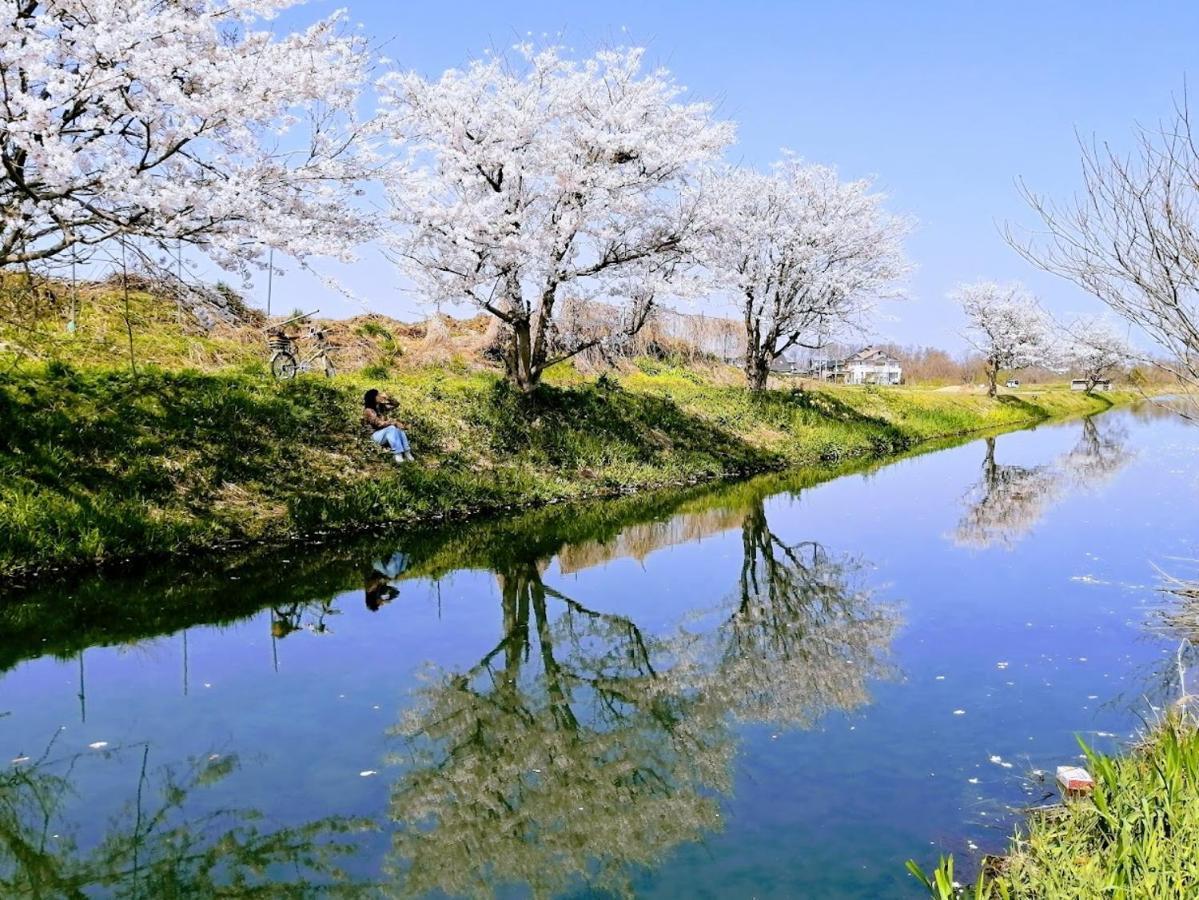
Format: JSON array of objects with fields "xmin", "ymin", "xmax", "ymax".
[
  {"xmin": 0, "ymin": 360, "xmax": 1134, "ymax": 583},
  {"xmin": 910, "ymin": 716, "xmax": 1199, "ymax": 898}
]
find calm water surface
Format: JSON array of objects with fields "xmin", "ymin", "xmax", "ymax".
[{"xmin": 2, "ymin": 405, "xmax": 1197, "ymax": 897}]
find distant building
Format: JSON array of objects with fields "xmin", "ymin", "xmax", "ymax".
[
  {"xmin": 768, "ymin": 352, "xmax": 803, "ymax": 375},
  {"xmin": 1071, "ymin": 378, "xmax": 1112, "ymax": 391},
  {"xmin": 804, "ymin": 346, "xmax": 903, "ymax": 385},
  {"xmin": 1005, "ymin": 378, "xmax": 1020, "ymax": 388}
]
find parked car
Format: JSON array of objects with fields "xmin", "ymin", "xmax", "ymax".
[{"xmin": 1005, "ymin": 379, "xmax": 1020, "ymax": 388}]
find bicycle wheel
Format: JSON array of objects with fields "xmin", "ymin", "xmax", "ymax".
[{"xmin": 271, "ymin": 351, "xmax": 298, "ymax": 379}]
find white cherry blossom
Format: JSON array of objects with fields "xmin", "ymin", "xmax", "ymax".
[
  {"xmin": 952, "ymin": 280, "xmax": 1054, "ymax": 396},
  {"xmin": 0, "ymin": 0, "xmax": 375, "ymax": 274},
  {"xmin": 696, "ymin": 157, "xmax": 911, "ymax": 390},
  {"xmin": 376, "ymin": 45, "xmax": 732, "ymax": 391}
]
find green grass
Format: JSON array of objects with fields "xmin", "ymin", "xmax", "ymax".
[
  {"xmin": 909, "ymin": 716, "xmax": 1199, "ymax": 899},
  {"xmin": 0, "ymin": 360, "xmax": 1134, "ymax": 583}
]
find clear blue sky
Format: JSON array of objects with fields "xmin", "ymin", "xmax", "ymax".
[{"xmin": 236, "ymin": 0, "xmax": 1198, "ymax": 351}]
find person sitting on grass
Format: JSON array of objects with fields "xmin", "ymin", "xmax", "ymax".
[{"xmin": 363, "ymin": 388, "xmax": 414, "ymax": 463}]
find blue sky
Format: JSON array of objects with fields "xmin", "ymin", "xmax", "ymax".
[{"xmin": 236, "ymin": 0, "xmax": 1198, "ymax": 351}]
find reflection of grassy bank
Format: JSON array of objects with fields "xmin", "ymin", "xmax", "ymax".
[
  {"xmin": 911, "ymin": 716, "xmax": 1199, "ymax": 898},
  {"xmin": 0, "ymin": 462, "xmax": 872, "ymax": 673},
  {"xmin": 0, "ymin": 361, "xmax": 1135, "ymax": 582}
]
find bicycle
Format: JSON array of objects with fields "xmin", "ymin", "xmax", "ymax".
[{"xmin": 267, "ymin": 310, "xmax": 336, "ymax": 379}]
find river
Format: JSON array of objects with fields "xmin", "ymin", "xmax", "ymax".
[{"xmin": 1, "ymin": 404, "xmax": 1195, "ymax": 897}]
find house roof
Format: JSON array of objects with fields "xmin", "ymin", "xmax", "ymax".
[{"xmin": 848, "ymin": 346, "xmax": 900, "ymax": 365}]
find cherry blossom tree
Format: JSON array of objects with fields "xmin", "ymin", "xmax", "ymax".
[
  {"xmin": 0, "ymin": 0, "xmax": 373, "ymax": 275},
  {"xmin": 698, "ymin": 158, "xmax": 911, "ymax": 391},
  {"xmin": 1063, "ymin": 316, "xmax": 1133, "ymax": 392},
  {"xmin": 376, "ymin": 45, "xmax": 733, "ymax": 392},
  {"xmin": 952, "ymin": 280, "xmax": 1053, "ymax": 396}
]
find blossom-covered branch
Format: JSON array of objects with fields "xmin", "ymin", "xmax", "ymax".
[{"xmin": 0, "ymin": 0, "xmax": 376, "ymax": 275}]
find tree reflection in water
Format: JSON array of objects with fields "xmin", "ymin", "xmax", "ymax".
[
  {"xmin": 384, "ymin": 492, "xmax": 897, "ymax": 898},
  {"xmin": 953, "ymin": 416, "xmax": 1133, "ymax": 550},
  {"xmin": 385, "ymin": 556, "xmax": 730, "ymax": 899},
  {"xmin": 1060, "ymin": 415, "xmax": 1133, "ymax": 488},
  {"xmin": 0, "ymin": 740, "xmax": 371, "ymax": 897},
  {"xmin": 707, "ymin": 499, "xmax": 899, "ymax": 728},
  {"xmin": 953, "ymin": 435, "xmax": 1064, "ymax": 549}
]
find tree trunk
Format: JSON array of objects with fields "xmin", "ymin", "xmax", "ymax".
[
  {"xmin": 987, "ymin": 361, "xmax": 999, "ymax": 398},
  {"xmin": 505, "ymin": 318, "xmax": 541, "ymax": 393},
  {"xmin": 745, "ymin": 352, "xmax": 770, "ymax": 392}
]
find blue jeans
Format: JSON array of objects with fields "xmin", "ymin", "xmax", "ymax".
[{"xmin": 371, "ymin": 425, "xmax": 410, "ymax": 454}]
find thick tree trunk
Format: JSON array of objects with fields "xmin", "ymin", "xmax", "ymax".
[
  {"xmin": 987, "ymin": 361, "xmax": 999, "ymax": 398},
  {"xmin": 505, "ymin": 318, "xmax": 541, "ymax": 393},
  {"xmin": 745, "ymin": 352, "xmax": 770, "ymax": 392}
]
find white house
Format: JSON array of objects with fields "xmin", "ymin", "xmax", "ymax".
[
  {"xmin": 803, "ymin": 346, "xmax": 903, "ymax": 385},
  {"xmin": 844, "ymin": 347, "xmax": 903, "ymax": 385}
]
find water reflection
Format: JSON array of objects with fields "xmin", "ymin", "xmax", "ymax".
[
  {"xmin": 385, "ymin": 560, "xmax": 730, "ymax": 898},
  {"xmin": 706, "ymin": 499, "xmax": 899, "ymax": 728},
  {"xmin": 271, "ymin": 597, "xmax": 340, "ymax": 638},
  {"xmin": 0, "ymin": 740, "xmax": 370, "ymax": 897},
  {"xmin": 382, "ymin": 488, "xmax": 897, "ymax": 898},
  {"xmin": 2, "ymin": 406, "xmax": 1183, "ymax": 897},
  {"xmin": 1060, "ymin": 415, "xmax": 1133, "ymax": 487},
  {"xmin": 953, "ymin": 416, "xmax": 1133, "ymax": 549},
  {"xmin": 0, "ymin": 472, "xmax": 902, "ymax": 896}
]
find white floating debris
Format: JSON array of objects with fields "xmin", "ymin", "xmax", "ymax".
[
  {"xmin": 968, "ymin": 777, "xmax": 979, "ymax": 784},
  {"xmin": 87, "ymin": 741, "xmax": 108, "ymax": 750},
  {"xmin": 11, "ymin": 755, "xmax": 29, "ymax": 765},
  {"xmin": 989, "ymin": 755, "xmax": 1003, "ymax": 764},
  {"xmin": 996, "ymin": 661, "xmax": 1009, "ymax": 669},
  {"xmin": 953, "ymin": 709, "xmax": 966, "ymax": 716},
  {"xmin": 1056, "ymin": 765, "xmax": 1095, "ymax": 794},
  {"xmin": 359, "ymin": 770, "xmax": 377, "ymax": 777},
  {"xmin": 935, "ymin": 675, "xmax": 946, "ymax": 681}
]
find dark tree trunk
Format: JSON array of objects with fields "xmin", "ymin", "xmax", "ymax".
[{"xmin": 745, "ymin": 352, "xmax": 770, "ymax": 392}]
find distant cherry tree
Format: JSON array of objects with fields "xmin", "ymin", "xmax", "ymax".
[
  {"xmin": 952, "ymin": 280, "xmax": 1053, "ymax": 396},
  {"xmin": 377, "ymin": 45, "xmax": 732, "ymax": 391},
  {"xmin": 0, "ymin": 0, "xmax": 373, "ymax": 274},
  {"xmin": 698, "ymin": 158, "xmax": 910, "ymax": 391},
  {"xmin": 1063, "ymin": 317, "xmax": 1133, "ymax": 392}
]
